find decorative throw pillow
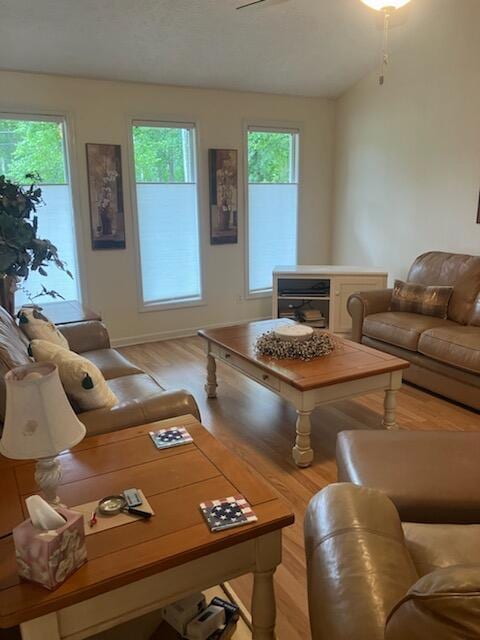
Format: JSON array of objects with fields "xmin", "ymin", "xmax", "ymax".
[
  {"xmin": 17, "ymin": 307, "xmax": 69, "ymax": 349},
  {"xmin": 29, "ymin": 339, "xmax": 117, "ymax": 411},
  {"xmin": 390, "ymin": 280, "xmax": 453, "ymax": 319}
]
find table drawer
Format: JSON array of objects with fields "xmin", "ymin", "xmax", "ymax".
[{"xmin": 211, "ymin": 344, "xmax": 280, "ymax": 392}]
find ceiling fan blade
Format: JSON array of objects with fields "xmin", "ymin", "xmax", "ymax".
[{"xmin": 236, "ymin": 0, "xmax": 267, "ymax": 9}]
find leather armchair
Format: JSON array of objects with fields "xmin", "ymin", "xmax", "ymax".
[{"xmin": 305, "ymin": 431, "xmax": 480, "ymax": 639}]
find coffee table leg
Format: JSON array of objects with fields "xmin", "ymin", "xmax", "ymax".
[
  {"xmin": 383, "ymin": 371, "xmax": 402, "ymax": 430},
  {"xmin": 292, "ymin": 410, "xmax": 314, "ymax": 467},
  {"xmin": 205, "ymin": 352, "xmax": 218, "ymax": 399}
]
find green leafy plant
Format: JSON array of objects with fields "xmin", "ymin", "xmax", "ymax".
[{"xmin": 0, "ymin": 173, "xmax": 72, "ymax": 300}]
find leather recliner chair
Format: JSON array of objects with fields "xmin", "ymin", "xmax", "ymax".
[{"xmin": 305, "ymin": 430, "xmax": 480, "ymax": 639}]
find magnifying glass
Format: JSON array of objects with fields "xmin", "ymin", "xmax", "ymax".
[{"xmin": 97, "ymin": 495, "xmax": 152, "ymax": 519}]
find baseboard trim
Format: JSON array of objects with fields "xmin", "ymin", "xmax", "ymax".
[{"xmin": 111, "ymin": 316, "xmax": 270, "ymax": 348}]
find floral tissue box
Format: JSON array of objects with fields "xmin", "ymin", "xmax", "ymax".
[{"xmin": 13, "ymin": 507, "xmax": 87, "ymax": 590}]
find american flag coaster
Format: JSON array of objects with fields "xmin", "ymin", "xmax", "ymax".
[
  {"xmin": 149, "ymin": 426, "xmax": 193, "ymax": 450},
  {"xmin": 200, "ymin": 495, "xmax": 258, "ymax": 532}
]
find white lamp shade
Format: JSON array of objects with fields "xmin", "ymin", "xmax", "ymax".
[
  {"xmin": 360, "ymin": 0, "xmax": 411, "ymax": 10},
  {"xmin": 0, "ymin": 363, "xmax": 86, "ymax": 460}
]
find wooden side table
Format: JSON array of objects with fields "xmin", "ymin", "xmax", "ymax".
[
  {"xmin": 35, "ymin": 300, "xmax": 101, "ymax": 326},
  {"xmin": 0, "ymin": 415, "xmax": 294, "ymax": 640}
]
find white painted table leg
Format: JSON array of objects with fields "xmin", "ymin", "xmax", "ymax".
[
  {"xmin": 292, "ymin": 410, "xmax": 314, "ymax": 467},
  {"xmin": 20, "ymin": 612, "xmax": 61, "ymax": 640},
  {"xmin": 252, "ymin": 568, "xmax": 276, "ymax": 640},
  {"xmin": 251, "ymin": 534, "xmax": 280, "ymax": 640},
  {"xmin": 383, "ymin": 371, "xmax": 402, "ymax": 430},
  {"xmin": 205, "ymin": 352, "xmax": 218, "ymax": 399}
]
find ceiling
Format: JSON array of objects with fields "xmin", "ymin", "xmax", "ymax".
[{"xmin": 0, "ymin": 0, "xmax": 431, "ymax": 98}]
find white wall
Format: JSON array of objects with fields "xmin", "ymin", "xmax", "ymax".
[
  {"xmin": 332, "ymin": 0, "xmax": 480, "ymax": 282},
  {"xmin": 0, "ymin": 70, "xmax": 334, "ymax": 343}
]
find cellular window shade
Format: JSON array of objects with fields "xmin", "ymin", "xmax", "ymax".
[
  {"xmin": 133, "ymin": 123, "xmax": 202, "ymax": 306},
  {"xmin": 248, "ymin": 184, "xmax": 297, "ymax": 292},
  {"xmin": 16, "ymin": 185, "xmax": 79, "ymax": 305},
  {"xmin": 136, "ymin": 184, "xmax": 201, "ymax": 303}
]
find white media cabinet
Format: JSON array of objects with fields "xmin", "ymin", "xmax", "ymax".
[{"xmin": 272, "ymin": 266, "xmax": 388, "ymax": 334}]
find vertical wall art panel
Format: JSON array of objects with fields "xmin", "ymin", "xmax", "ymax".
[
  {"xmin": 209, "ymin": 149, "xmax": 238, "ymax": 245},
  {"xmin": 86, "ymin": 143, "xmax": 125, "ymax": 249}
]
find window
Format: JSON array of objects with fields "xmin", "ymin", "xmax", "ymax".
[
  {"xmin": 0, "ymin": 115, "xmax": 80, "ymax": 305},
  {"xmin": 132, "ymin": 122, "xmax": 202, "ymax": 307},
  {"xmin": 247, "ymin": 127, "xmax": 299, "ymax": 294}
]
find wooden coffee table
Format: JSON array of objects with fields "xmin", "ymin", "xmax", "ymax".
[
  {"xmin": 198, "ymin": 319, "xmax": 409, "ymax": 467},
  {"xmin": 0, "ymin": 415, "xmax": 293, "ymax": 640}
]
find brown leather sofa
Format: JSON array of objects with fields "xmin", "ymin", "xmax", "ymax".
[
  {"xmin": 347, "ymin": 251, "xmax": 480, "ymax": 410},
  {"xmin": 0, "ymin": 306, "xmax": 200, "ymax": 435},
  {"xmin": 305, "ymin": 430, "xmax": 480, "ymax": 640}
]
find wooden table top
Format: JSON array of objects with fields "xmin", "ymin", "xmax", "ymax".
[
  {"xmin": 0, "ymin": 415, "xmax": 293, "ymax": 628},
  {"xmin": 199, "ymin": 319, "xmax": 409, "ymax": 391},
  {"xmin": 18, "ymin": 300, "xmax": 101, "ymax": 326}
]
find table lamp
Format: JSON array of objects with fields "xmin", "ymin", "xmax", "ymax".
[{"xmin": 0, "ymin": 362, "xmax": 86, "ymax": 505}]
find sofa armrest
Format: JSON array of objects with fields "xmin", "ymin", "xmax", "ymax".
[
  {"xmin": 59, "ymin": 321, "xmax": 111, "ymax": 353},
  {"xmin": 305, "ymin": 483, "xmax": 417, "ymax": 640},
  {"xmin": 337, "ymin": 431, "xmax": 480, "ymax": 524},
  {"xmin": 347, "ymin": 289, "xmax": 393, "ymax": 342},
  {"xmin": 78, "ymin": 388, "xmax": 201, "ymax": 437},
  {"xmin": 386, "ymin": 566, "xmax": 480, "ymax": 639}
]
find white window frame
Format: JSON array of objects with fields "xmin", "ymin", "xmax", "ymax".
[
  {"xmin": 129, "ymin": 119, "xmax": 205, "ymax": 312},
  {"xmin": 244, "ymin": 122, "xmax": 301, "ymax": 298},
  {"xmin": 0, "ymin": 110, "xmax": 84, "ymax": 304}
]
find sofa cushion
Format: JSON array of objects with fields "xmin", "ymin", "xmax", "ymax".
[
  {"xmin": 81, "ymin": 349, "xmax": 143, "ymax": 380},
  {"xmin": 0, "ymin": 306, "xmax": 31, "ymax": 420},
  {"xmin": 470, "ymin": 295, "xmax": 480, "ymax": 327},
  {"xmin": 402, "ymin": 523, "xmax": 480, "ymax": 577},
  {"xmin": 17, "ymin": 306, "xmax": 69, "ymax": 348},
  {"xmin": 406, "ymin": 251, "xmax": 480, "ymax": 325},
  {"xmin": 0, "ymin": 306, "xmax": 30, "ymax": 370},
  {"xmin": 78, "ymin": 373, "xmax": 168, "ymax": 436},
  {"xmin": 448, "ymin": 262, "xmax": 480, "ymax": 325},
  {"xmin": 385, "ymin": 566, "xmax": 480, "ymax": 640},
  {"xmin": 363, "ymin": 312, "xmax": 453, "ymax": 352},
  {"xmin": 418, "ymin": 326, "xmax": 480, "ymax": 374},
  {"xmin": 390, "ymin": 280, "xmax": 452, "ymax": 318},
  {"xmin": 30, "ymin": 339, "xmax": 118, "ymax": 411}
]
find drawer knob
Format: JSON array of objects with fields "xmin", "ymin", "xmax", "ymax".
[
  {"xmin": 262, "ymin": 374, "xmax": 269, "ymax": 381},
  {"xmin": 224, "ymin": 353, "xmax": 231, "ymax": 359}
]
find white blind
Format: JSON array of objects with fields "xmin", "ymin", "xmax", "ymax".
[
  {"xmin": 16, "ymin": 185, "xmax": 80, "ymax": 305},
  {"xmin": 132, "ymin": 123, "xmax": 202, "ymax": 306},
  {"xmin": 248, "ymin": 184, "xmax": 298, "ymax": 292},
  {"xmin": 136, "ymin": 184, "xmax": 201, "ymax": 303}
]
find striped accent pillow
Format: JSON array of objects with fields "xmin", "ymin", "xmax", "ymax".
[{"xmin": 390, "ymin": 280, "xmax": 453, "ymax": 318}]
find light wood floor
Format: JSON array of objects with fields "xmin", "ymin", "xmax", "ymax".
[{"xmin": 120, "ymin": 336, "xmax": 480, "ymax": 640}]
